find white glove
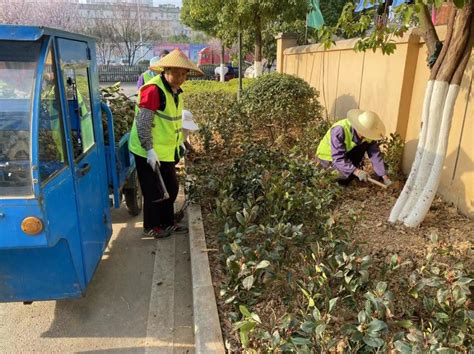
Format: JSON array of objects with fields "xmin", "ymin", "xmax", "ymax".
[
  {"xmin": 355, "ymin": 169, "xmax": 368, "ymax": 182},
  {"xmin": 146, "ymin": 149, "xmax": 159, "ymax": 170},
  {"xmin": 383, "ymin": 177, "xmax": 393, "ymax": 187}
]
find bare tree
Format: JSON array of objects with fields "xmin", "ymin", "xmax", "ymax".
[
  {"xmin": 84, "ymin": 18, "xmax": 120, "ymax": 66},
  {"xmin": 0, "ymin": 0, "xmax": 162, "ymax": 66},
  {"xmin": 107, "ymin": 3, "xmax": 161, "ymax": 65},
  {"xmin": 0, "ymin": 0, "xmax": 82, "ymax": 32}
]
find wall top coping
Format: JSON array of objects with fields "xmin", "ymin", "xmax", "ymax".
[
  {"xmin": 275, "ymin": 32, "xmax": 298, "ymax": 40},
  {"xmin": 282, "ymin": 26, "xmax": 447, "ymax": 55}
]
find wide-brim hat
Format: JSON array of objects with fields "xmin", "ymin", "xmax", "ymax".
[
  {"xmin": 150, "ymin": 48, "xmax": 204, "ymax": 76},
  {"xmin": 182, "ymin": 109, "xmax": 199, "ymax": 131},
  {"xmin": 347, "ymin": 109, "xmax": 386, "ymax": 140}
]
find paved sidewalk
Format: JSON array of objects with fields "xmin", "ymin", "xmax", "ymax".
[{"xmin": 0, "ymin": 195, "xmax": 194, "ymax": 353}]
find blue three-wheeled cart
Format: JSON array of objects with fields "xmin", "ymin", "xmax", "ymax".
[{"xmin": 0, "ymin": 25, "xmax": 142, "ymax": 302}]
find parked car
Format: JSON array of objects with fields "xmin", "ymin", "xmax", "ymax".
[
  {"xmin": 214, "ymin": 65, "xmax": 237, "ymax": 81},
  {"xmin": 244, "ymin": 62, "xmax": 276, "ymax": 78}
]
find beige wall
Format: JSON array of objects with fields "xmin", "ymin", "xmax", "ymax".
[{"xmin": 279, "ymin": 30, "xmax": 473, "ymax": 217}]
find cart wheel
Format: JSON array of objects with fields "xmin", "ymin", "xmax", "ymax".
[{"xmin": 124, "ymin": 171, "xmax": 142, "ymax": 216}]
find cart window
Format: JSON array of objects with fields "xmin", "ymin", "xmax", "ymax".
[
  {"xmin": 63, "ymin": 66, "xmax": 95, "ymax": 160},
  {"xmin": 38, "ymin": 49, "xmax": 67, "ymax": 183},
  {"xmin": 0, "ymin": 41, "xmax": 40, "ymax": 198}
]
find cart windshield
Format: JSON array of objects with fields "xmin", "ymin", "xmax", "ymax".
[{"xmin": 0, "ymin": 41, "xmax": 41, "ymax": 198}]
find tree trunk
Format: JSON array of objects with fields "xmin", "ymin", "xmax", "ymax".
[
  {"xmin": 418, "ymin": 2, "xmax": 440, "ymax": 56},
  {"xmin": 254, "ymin": 14, "xmax": 263, "ymax": 77},
  {"xmin": 220, "ymin": 42, "xmax": 225, "ymax": 83},
  {"xmin": 389, "ymin": 4, "xmax": 473, "ymax": 227}
]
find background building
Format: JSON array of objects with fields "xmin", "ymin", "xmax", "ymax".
[{"xmin": 77, "ymin": 2, "xmax": 194, "ymax": 38}]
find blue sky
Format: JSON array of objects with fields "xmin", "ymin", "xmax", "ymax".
[{"xmin": 154, "ymin": 0, "xmax": 182, "ymax": 6}]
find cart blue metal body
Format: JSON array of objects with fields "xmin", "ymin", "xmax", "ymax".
[{"xmin": 0, "ymin": 25, "xmax": 141, "ymax": 302}]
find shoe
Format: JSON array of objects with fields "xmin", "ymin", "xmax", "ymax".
[
  {"xmin": 164, "ymin": 224, "xmax": 188, "ymax": 234},
  {"xmin": 143, "ymin": 227, "xmax": 172, "ymax": 239}
]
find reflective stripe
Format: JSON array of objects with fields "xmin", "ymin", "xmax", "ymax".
[{"xmin": 155, "ymin": 111, "xmax": 181, "ymax": 121}]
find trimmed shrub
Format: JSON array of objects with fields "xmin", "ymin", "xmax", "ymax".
[
  {"xmin": 182, "ymin": 79, "xmax": 252, "ymax": 153},
  {"xmin": 239, "ymin": 73, "xmax": 323, "ymax": 145},
  {"xmin": 182, "ymin": 78, "xmax": 252, "ymax": 95}
]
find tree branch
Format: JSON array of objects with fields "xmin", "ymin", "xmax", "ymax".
[
  {"xmin": 436, "ymin": 4, "xmax": 472, "ymax": 82},
  {"xmin": 418, "ymin": 2, "xmax": 439, "ymax": 55},
  {"xmin": 430, "ymin": 5, "xmax": 457, "ymax": 79},
  {"xmin": 452, "ymin": 4, "xmax": 474, "ymax": 85}
]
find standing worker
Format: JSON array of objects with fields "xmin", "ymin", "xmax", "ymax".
[
  {"xmin": 129, "ymin": 49, "xmax": 204, "ymax": 238},
  {"xmin": 136, "ymin": 50, "xmax": 170, "ymax": 89},
  {"xmin": 316, "ymin": 109, "xmax": 392, "ymax": 186}
]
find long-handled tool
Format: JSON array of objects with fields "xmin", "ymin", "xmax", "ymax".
[
  {"xmin": 153, "ymin": 163, "xmax": 170, "ymax": 203},
  {"xmin": 368, "ymin": 177, "xmax": 388, "ymax": 189},
  {"xmin": 174, "ymin": 198, "xmax": 190, "ymax": 223}
]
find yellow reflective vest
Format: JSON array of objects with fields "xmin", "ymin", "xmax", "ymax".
[
  {"xmin": 142, "ymin": 70, "xmax": 155, "ymax": 84},
  {"xmin": 316, "ymin": 119, "xmax": 372, "ymax": 161},
  {"xmin": 73, "ymin": 90, "xmax": 95, "ymax": 151},
  {"xmin": 129, "ymin": 75, "xmax": 184, "ymax": 162}
]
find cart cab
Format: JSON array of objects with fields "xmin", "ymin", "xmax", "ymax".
[{"xmin": 0, "ymin": 26, "xmax": 113, "ymax": 302}]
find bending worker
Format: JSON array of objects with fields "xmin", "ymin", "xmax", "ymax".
[
  {"xmin": 129, "ymin": 49, "xmax": 204, "ymax": 238},
  {"xmin": 316, "ymin": 109, "xmax": 392, "ymax": 186}
]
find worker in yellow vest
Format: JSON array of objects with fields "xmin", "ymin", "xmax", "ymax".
[
  {"xmin": 316, "ymin": 109, "xmax": 392, "ymax": 186},
  {"xmin": 136, "ymin": 50, "xmax": 169, "ymax": 89},
  {"xmin": 129, "ymin": 49, "xmax": 204, "ymax": 238}
]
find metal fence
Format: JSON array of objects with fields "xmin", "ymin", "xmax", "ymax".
[
  {"xmin": 98, "ymin": 63, "xmax": 251, "ymax": 83},
  {"xmin": 98, "ymin": 65, "xmax": 148, "ymax": 83},
  {"xmin": 98, "ymin": 64, "xmax": 217, "ymax": 83}
]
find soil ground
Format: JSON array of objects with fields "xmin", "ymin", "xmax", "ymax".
[{"xmin": 199, "ymin": 177, "xmax": 473, "ymax": 347}]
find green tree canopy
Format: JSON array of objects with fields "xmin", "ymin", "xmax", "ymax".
[
  {"xmin": 182, "ymin": 0, "xmax": 309, "ymax": 75},
  {"xmin": 319, "ymin": 0, "xmax": 351, "ymax": 27}
]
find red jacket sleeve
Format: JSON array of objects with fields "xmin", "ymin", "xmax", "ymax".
[{"xmin": 138, "ymin": 85, "xmax": 160, "ymax": 111}]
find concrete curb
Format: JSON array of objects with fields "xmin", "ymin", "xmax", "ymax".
[{"xmin": 187, "ymin": 203, "xmax": 225, "ymax": 354}]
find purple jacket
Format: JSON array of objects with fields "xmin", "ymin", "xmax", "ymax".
[
  {"xmin": 136, "ymin": 70, "xmax": 157, "ymax": 89},
  {"xmin": 320, "ymin": 125, "xmax": 386, "ymax": 178}
]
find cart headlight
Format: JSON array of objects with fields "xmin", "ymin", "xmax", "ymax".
[{"xmin": 21, "ymin": 217, "xmax": 43, "ymax": 236}]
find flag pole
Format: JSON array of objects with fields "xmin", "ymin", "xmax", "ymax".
[{"xmin": 305, "ymin": 12, "xmax": 309, "ymax": 44}]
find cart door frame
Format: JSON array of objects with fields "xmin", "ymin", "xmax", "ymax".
[{"xmin": 55, "ymin": 36, "xmax": 111, "ymax": 283}]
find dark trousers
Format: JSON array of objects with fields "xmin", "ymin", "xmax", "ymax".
[
  {"xmin": 346, "ymin": 142, "xmax": 369, "ymax": 170},
  {"xmin": 336, "ymin": 142, "xmax": 370, "ymax": 185},
  {"xmin": 133, "ymin": 154, "xmax": 179, "ymax": 229}
]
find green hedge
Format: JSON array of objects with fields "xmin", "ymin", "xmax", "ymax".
[
  {"xmin": 182, "ymin": 74, "xmax": 324, "ymax": 154},
  {"xmin": 182, "ymin": 79, "xmax": 251, "ymax": 152},
  {"xmin": 239, "ymin": 73, "xmax": 323, "ymax": 145},
  {"xmin": 182, "ymin": 78, "xmax": 252, "ymax": 95}
]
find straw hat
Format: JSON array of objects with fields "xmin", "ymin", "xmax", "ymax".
[
  {"xmin": 150, "ymin": 48, "xmax": 204, "ymax": 76},
  {"xmin": 182, "ymin": 110, "xmax": 199, "ymax": 131},
  {"xmin": 347, "ymin": 109, "xmax": 386, "ymax": 140}
]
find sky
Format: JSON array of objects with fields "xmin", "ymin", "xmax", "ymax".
[{"xmin": 154, "ymin": 0, "xmax": 182, "ymax": 6}]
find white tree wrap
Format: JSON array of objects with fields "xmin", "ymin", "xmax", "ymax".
[
  {"xmin": 404, "ymin": 84, "xmax": 460, "ymax": 227},
  {"xmin": 388, "ymin": 80, "xmax": 434, "ymax": 223},
  {"xmin": 399, "ymin": 80, "xmax": 449, "ymax": 221}
]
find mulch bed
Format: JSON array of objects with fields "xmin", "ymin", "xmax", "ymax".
[{"xmin": 197, "ymin": 177, "xmax": 473, "ymax": 348}]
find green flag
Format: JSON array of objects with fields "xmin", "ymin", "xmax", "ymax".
[{"xmin": 307, "ymin": 0, "xmax": 324, "ymax": 29}]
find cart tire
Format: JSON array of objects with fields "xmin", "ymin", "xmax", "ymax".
[{"xmin": 125, "ymin": 171, "xmax": 142, "ymax": 216}]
